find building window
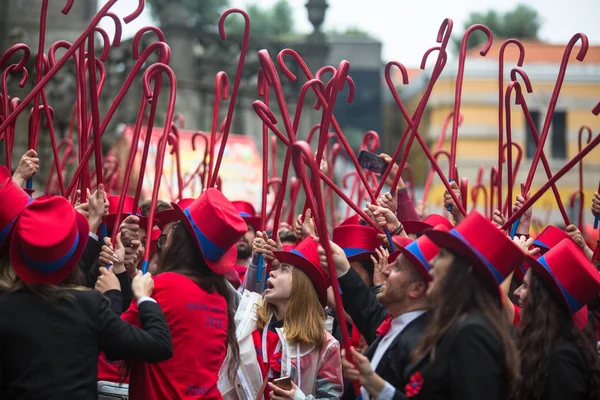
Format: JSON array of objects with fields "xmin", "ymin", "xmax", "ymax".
[
  {"xmin": 551, "ymin": 111, "xmax": 567, "ymax": 160},
  {"xmin": 525, "ymin": 111, "xmax": 541, "ymax": 159}
]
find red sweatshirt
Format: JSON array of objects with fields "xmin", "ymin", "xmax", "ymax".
[{"xmin": 122, "ymin": 272, "xmax": 229, "ymax": 399}]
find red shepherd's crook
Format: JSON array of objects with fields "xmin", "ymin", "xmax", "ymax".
[
  {"xmin": 140, "ymin": 64, "xmax": 177, "ymax": 273},
  {"xmin": 522, "ymin": 34, "xmax": 588, "ymax": 200},
  {"xmin": 291, "ymin": 140, "xmax": 361, "ymax": 397},
  {"xmin": 498, "ymin": 39, "xmax": 526, "ymax": 212},
  {"xmin": 0, "ymin": 0, "xmax": 146, "ymax": 137},
  {"xmin": 207, "ymin": 71, "xmax": 229, "ymax": 186},
  {"xmin": 210, "ymin": 8, "xmax": 250, "ymax": 188},
  {"xmin": 502, "ymin": 127, "xmax": 600, "ymax": 231},
  {"xmin": 569, "ymin": 126, "xmax": 592, "ymax": 229},
  {"xmin": 509, "ymin": 68, "xmax": 571, "ymax": 234},
  {"xmin": 421, "ymin": 112, "xmax": 462, "ymax": 203},
  {"xmin": 64, "ymin": 39, "xmax": 171, "ymax": 199}
]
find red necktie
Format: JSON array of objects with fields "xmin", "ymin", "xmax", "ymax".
[{"xmin": 376, "ymin": 315, "xmax": 392, "ymax": 337}]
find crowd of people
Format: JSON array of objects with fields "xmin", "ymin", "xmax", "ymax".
[{"xmin": 0, "ymin": 148, "xmax": 599, "ymax": 400}]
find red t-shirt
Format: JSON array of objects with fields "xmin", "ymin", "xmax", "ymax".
[
  {"xmin": 98, "ymin": 351, "xmax": 128, "ymax": 383},
  {"xmin": 122, "ymin": 272, "xmax": 229, "ymax": 400}
]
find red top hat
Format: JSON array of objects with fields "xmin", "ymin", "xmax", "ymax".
[
  {"xmin": 525, "ymin": 239, "xmax": 600, "ymax": 330},
  {"xmin": 106, "ymin": 195, "xmax": 155, "ymax": 233},
  {"xmin": 532, "ymin": 225, "xmax": 570, "ymax": 254},
  {"xmin": 10, "ymin": 195, "xmax": 89, "ymax": 285},
  {"xmin": 172, "ymin": 188, "xmax": 247, "ymax": 275},
  {"xmin": 0, "ymin": 177, "xmax": 32, "ymax": 252},
  {"xmin": 424, "ymin": 211, "xmax": 524, "ymax": 299},
  {"xmin": 332, "ymin": 224, "xmax": 381, "ymax": 261},
  {"xmin": 339, "ymin": 215, "xmax": 360, "ymax": 226},
  {"xmin": 231, "ymin": 201, "xmax": 261, "ymax": 232},
  {"xmin": 273, "ymin": 236, "xmax": 329, "ymax": 306},
  {"xmin": 389, "ymin": 224, "xmax": 450, "ymax": 282},
  {"xmin": 155, "ymin": 198, "xmax": 195, "ymax": 229},
  {"xmin": 402, "ymin": 214, "xmax": 453, "ymax": 236},
  {"xmin": 514, "ymin": 225, "xmax": 570, "ymax": 282}
]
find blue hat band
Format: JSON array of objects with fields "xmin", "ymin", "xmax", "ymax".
[
  {"xmin": 21, "ymin": 232, "xmax": 80, "ymax": 273},
  {"xmin": 184, "ymin": 207, "xmax": 228, "ymax": 262},
  {"xmin": 239, "ymin": 212, "xmax": 253, "ymax": 218},
  {"xmin": 533, "ymin": 239, "xmax": 549, "ymax": 249},
  {"xmin": 342, "ymin": 247, "xmax": 371, "ymax": 258},
  {"xmin": 405, "ymin": 241, "xmax": 431, "ymax": 271},
  {"xmin": 450, "ymin": 230, "xmax": 505, "ymax": 285},
  {"xmin": 290, "ymin": 249, "xmax": 308, "ymax": 260},
  {"xmin": 537, "ymin": 256, "xmax": 584, "ymax": 314}
]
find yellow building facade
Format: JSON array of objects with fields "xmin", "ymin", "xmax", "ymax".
[{"xmin": 394, "ymin": 40, "xmax": 600, "ymax": 228}]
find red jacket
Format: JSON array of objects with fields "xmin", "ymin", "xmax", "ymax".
[{"xmin": 122, "ymin": 272, "xmax": 229, "ymax": 399}]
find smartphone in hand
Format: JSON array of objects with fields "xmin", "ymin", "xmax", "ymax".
[
  {"xmin": 273, "ymin": 376, "xmax": 292, "ymax": 391},
  {"xmin": 358, "ymin": 150, "xmax": 389, "ymax": 175}
]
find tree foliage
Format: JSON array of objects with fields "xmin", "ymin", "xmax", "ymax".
[
  {"xmin": 225, "ymin": 0, "xmax": 294, "ymax": 38},
  {"xmin": 453, "ymin": 4, "xmax": 542, "ymax": 51},
  {"xmin": 147, "ymin": 0, "xmax": 295, "ymax": 38}
]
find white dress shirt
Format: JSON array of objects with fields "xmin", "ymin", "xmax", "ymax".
[{"xmin": 361, "ymin": 309, "xmax": 427, "ymax": 400}]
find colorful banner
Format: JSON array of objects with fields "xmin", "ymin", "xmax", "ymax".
[{"xmin": 113, "ymin": 125, "xmax": 266, "ymax": 209}]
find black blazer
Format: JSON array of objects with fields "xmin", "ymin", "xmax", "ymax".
[
  {"xmin": 542, "ymin": 340, "xmax": 588, "ymax": 400},
  {"xmin": 339, "ymin": 268, "xmax": 428, "ymax": 400},
  {"xmin": 397, "ymin": 312, "xmax": 509, "ymax": 400},
  {"xmin": 0, "ymin": 288, "xmax": 173, "ymax": 400}
]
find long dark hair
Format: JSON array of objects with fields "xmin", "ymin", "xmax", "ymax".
[
  {"xmin": 157, "ymin": 221, "xmax": 240, "ymax": 381},
  {"xmin": 6, "ymin": 264, "xmax": 87, "ymax": 301},
  {"xmin": 412, "ymin": 254, "xmax": 519, "ymax": 389},
  {"xmin": 513, "ymin": 270, "xmax": 600, "ymax": 400}
]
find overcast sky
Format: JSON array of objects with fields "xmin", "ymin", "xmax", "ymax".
[{"xmin": 99, "ymin": 0, "xmax": 600, "ymax": 67}]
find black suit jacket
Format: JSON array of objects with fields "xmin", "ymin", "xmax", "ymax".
[
  {"xmin": 0, "ymin": 288, "xmax": 173, "ymax": 400},
  {"xmin": 339, "ymin": 268, "xmax": 428, "ymax": 400},
  {"xmin": 542, "ymin": 340, "xmax": 588, "ymax": 400},
  {"xmin": 396, "ymin": 312, "xmax": 509, "ymax": 400}
]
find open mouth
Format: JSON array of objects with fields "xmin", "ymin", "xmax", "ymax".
[{"xmin": 267, "ymin": 280, "xmax": 274, "ymax": 290}]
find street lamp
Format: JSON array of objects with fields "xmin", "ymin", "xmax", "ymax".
[{"xmin": 305, "ymin": 0, "xmax": 328, "ymax": 40}]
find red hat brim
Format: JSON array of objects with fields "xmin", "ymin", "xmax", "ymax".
[
  {"xmin": 171, "ymin": 202, "xmax": 237, "ymax": 275},
  {"xmin": 272, "ymin": 250, "xmax": 328, "ymax": 307},
  {"xmin": 424, "ymin": 229, "xmax": 503, "ymax": 301},
  {"xmin": 525, "ymin": 256, "xmax": 589, "ymax": 330},
  {"xmin": 11, "ymin": 211, "xmax": 90, "ymax": 285},
  {"xmin": 241, "ymin": 215, "xmax": 261, "ymax": 232},
  {"xmin": 401, "ymin": 220, "xmax": 432, "ymax": 236},
  {"xmin": 155, "ymin": 209, "xmax": 180, "ymax": 230}
]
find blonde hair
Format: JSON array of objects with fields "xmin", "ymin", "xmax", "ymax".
[{"xmin": 257, "ymin": 267, "xmax": 326, "ymax": 349}]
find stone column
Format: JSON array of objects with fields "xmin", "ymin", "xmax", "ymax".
[{"xmin": 157, "ymin": 1, "xmax": 202, "ymax": 130}]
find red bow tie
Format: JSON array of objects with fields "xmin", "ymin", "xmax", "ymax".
[{"xmin": 376, "ymin": 315, "xmax": 392, "ymax": 337}]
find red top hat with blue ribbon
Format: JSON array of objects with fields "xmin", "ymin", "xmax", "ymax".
[
  {"xmin": 231, "ymin": 201, "xmax": 261, "ymax": 232},
  {"xmin": 514, "ymin": 225, "xmax": 571, "ymax": 281},
  {"xmin": 0, "ymin": 176, "xmax": 32, "ymax": 252},
  {"xmin": 532, "ymin": 225, "xmax": 570, "ymax": 254},
  {"xmin": 155, "ymin": 198, "xmax": 194, "ymax": 229},
  {"xmin": 525, "ymin": 239, "xmax": 600, "ymax": 330},
  {"xmin": 389, "ymin": 224, "xmax": 450, "ymax": 282},
  {"xmin": 424, "ymin": 211, "xmax": 525, "ymax": 299},
  {"xmin": 402, "ymin": 214, "xmax": 454, "ymax": 236},
  {"xmin": 332, "ymin": 224, "xmax": 381, "ymax": 261},
  {"xmin": 273, "ymin": 236, "xmax": 329, "ymax": 306},
  {"xmin": 10, "ymin": 195, "xmax": 89, "ymax": 285},
  {"xmin": 172, "ymin": 188, "xmax": 247, "ymax": 275}
]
